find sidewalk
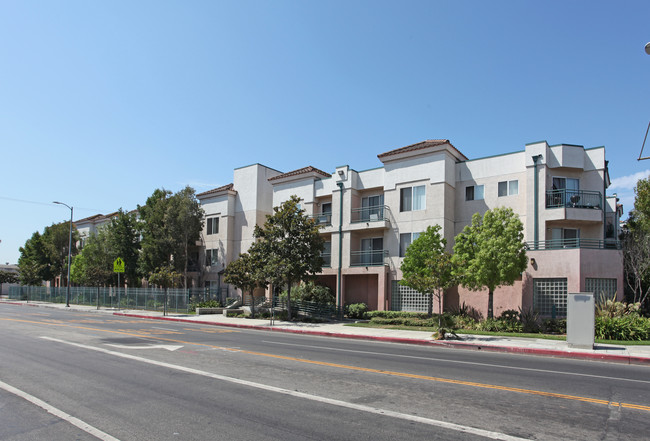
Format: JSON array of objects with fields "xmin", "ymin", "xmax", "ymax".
[{"xmin": 3, "ymin": 299, "xmax": 650, "ymax": 366}]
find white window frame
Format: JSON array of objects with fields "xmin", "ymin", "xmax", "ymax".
[
  {"xmin": 498, "ymin": 180, "xmax": 519, "ymax": 197},
  {"xmin": 399, "ymin": 232, "xmax": 421, "ymax": 257},
  {"xmin": 207, "ymin": 217, "xmax": 219, "ymax": 235},
  {"xmin": 400, "ymin": 185, "xmax": 425, "ymax": 212},
  {"xmin": 466, "ymin": 185, "xmax": 484, "ymax": 201}
]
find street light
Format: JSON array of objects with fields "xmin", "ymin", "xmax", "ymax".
[
  {"xmin": 645, "ymin": 42, "xmax": 650, "ymax": 55},
  {"xmin": 53, "ymin": 201, "xmax": 73, "ymax": 307}
]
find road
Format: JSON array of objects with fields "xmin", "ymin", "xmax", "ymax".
[{"xmin": 1, "ymin": 303, "xmax": 649, "ymax": 440}]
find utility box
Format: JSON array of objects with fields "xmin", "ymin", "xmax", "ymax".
[{"xmin": 567, "ymin": 292, "xmax": 595, "ymax": 349}]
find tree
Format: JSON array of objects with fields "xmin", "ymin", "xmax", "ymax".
[
  {"xmin": 452, "ymin": 207, "xmax": 528, "ymax": 319},
  {"xmin": 70, "ymin": 228, "xmax": 114, "ymax": 287},
  {"xmin": 0, "ymin": 270, "xmax": 19, "ymax": 296},
  {"xmin": 18, "ymin": 231, "xmax": 51, "ymax": 285},
  {"xmin": 41, "ymin": 221, "xmax": 79, "ymax": 286},
  {"xmin": 400, "ymin": 225, "xmax": 455, "ymax": 326},
  {"xmin": 224, "ymin": 250, "xmax": 268, "ymax": 318},
  {"xmin": 106, "ymin": 209, "xmax": 141, "ymax": 286},
  {"xmin": 623, "ymin": 177, "xmax": 650, "ymax": 306},
  {"xmin": 253, "ymin": 195, "xmax": 324, "ymax": 320},
  {"xmin": 148, "ymin": 265, "xmax": 183, "ymax": 316},
  {"xmin": 138, "ymin": 187, "xmax": 204, "ymax": 283},
  {"xmin": 167, "ymin": 187, "xmax": 204, "ymax": 289}
]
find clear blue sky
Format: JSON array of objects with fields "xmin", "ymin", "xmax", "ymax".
[{"xmin": 1, "ymin": 0, "xmax": 649, "ymax": 265}]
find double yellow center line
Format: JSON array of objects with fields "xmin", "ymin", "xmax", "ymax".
[{"xmin": 4, "ymin": 317, "xmax": 649, "ymax": 413}]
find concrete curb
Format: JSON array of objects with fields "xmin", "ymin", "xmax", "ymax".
[{"xmin": 113, "ymin": 312, "xmax": 650, "ymax": 366}]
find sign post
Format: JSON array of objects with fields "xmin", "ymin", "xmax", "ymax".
[{"xmin": 113, "ymin": 257, "xmax": 125, "ymax": 309}]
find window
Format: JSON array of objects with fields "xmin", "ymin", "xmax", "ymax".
[
  {"xmin": 534, "ymin": 278, "xmax": 568, "ymax": 317},
  {"xmin": 205, "ymin": 249, "xmax": 218, "ymax": 267},
  {"xmin": 207, "ymin": 217, "xmax": 219, "ymax": 235},
  {"xmin": 321, "ymin": 203, "xmax": 332, "ymax": 215},
  {"xmin": 399, "ymin": 232, "xmax": 421, "ymax": 257},
  {"xmin": 360, "ymin": 237, "xmax": 384, "ymax": 265},
  {"xmin": 322, "ymin": 241, "xmax": 331, "ymax": 267},
  {"xmin": 585, "ymin": 278, "xmax": 617, "ymax": 305},
  {"xmin": 466, "ymin": 185, "xmax": 484, "ymax": 201},
  {"xmin": 498, "ymin": 180, "xmax": 519, "ymax": 197},
  {"xmin": 391, "ymin": 281, "xmax": 428, "ymax": 312},
  {"xmin": 550, "ymin": 228, "xmax": 579, "ymax": 248},
  {"xmin": 361, "ymin": 194, "xmax": 384, "ymax": 221},
  {"xmin": 400, "ymin": 185, "xmax": 425, "ymax": 212}
]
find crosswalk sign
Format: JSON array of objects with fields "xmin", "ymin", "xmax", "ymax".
[{"xmin": 113, "ymin": 257, "xmax": 125, "ymax": 273}]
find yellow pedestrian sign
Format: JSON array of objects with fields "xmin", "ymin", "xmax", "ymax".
[{"xmin": 113, "ymin": 257, "xmax": 125, "ymax": 273}]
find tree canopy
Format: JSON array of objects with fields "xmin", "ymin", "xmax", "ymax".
[
  {"xmin": 452, "ymin": 207, "xmax": 527, "ymax": 319},
  {"xmin": 624, "ymin": 177, "xmax": 650, "ymax": 307},
  {"xmin": 138, "ymin": 187, "xmax": 204, "ymax": 282},
  {"xmin": 400, "ymin": 225, "xmax": 455, "ymax": 323},
  {"xmin": 224, "ymin": 250, "xmax": 268, "ymax": 318},
  {"xmin": 253, "ymin": 195, "xmax": 324, "ymax": 320}
]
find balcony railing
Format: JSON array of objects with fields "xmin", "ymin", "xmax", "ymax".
[
  {"xmin": 546, "ymin": 189, "xmax": 602, "ymax": 209},
  {"xmin": 350, "ymin": 250, "xmax": 388, "ymax": 266},
  {"xmin": 310, "ymin": 213, "xmax": 332, "ymax": 226},
  {"xmin": 526, "ymin": 239, "xmax": 621, "ymax": 250},
  {"xmin": 351, "ymin": 205, "xmax": 388, "ymax": 223},
  {"xmin": 322, "ymin": 253, "xmax": 331, "ymax": 268}
]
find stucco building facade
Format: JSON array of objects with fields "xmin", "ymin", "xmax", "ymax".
[{"xmin": 195, "ymin": 139, "xmax": 623, "ymax": 318}]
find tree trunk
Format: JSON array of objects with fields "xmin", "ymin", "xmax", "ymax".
[
  {"xmin": 427, "ymin": 293, "xmax": 433, "ymax": 318},
  {"xmin": 250, "ymin": 289, "xmax": 256, "ymax": 319},
  {"xmin": 438, "ymin": 290, "xmax": 442, "ymax": 329},
  {"xmin": 286, "ymin": 281, "xmax": 293, "ymax": 321},
  {"xmin": 488, "ymin": 289, "xmax": 494, "ymax": 319}
]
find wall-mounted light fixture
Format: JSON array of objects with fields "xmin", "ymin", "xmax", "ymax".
[{"xmin": 530, "ymin": 258, "xmax": 536, "ymax": 266}]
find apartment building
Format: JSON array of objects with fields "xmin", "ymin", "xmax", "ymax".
[{"xmin": 194, "ymin": 139, "xmax": 624, "ymax": 318}]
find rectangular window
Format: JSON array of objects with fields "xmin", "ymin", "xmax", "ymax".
[
  {"xmin": 551, "ymin": 228, "xmax": 580, "ymax": 248},
  {"xmin": 205, "ymin": 249, "xmax": 218, "ymax": 267},
  {"xmin": 321, "ymin": 203, "xmax": 332, "ymax": 215},
  {"xmin": 466, "ymin": 185, "xmax": 484, "ymax": 201},
  {"xmin": 361, "ymin": 194, "xmax": 384, "ymax": 221},
  {"xmin": 361, "ymin": 237, "xmax": 384, "ymax": 265},
  {"xmin": 534, "ymin": 278, "xmax": 568, "ymax": 317},
  {"xmin": 498, "ymin": 180, "xmax": 519, "ymax": 197},
  {"xmin": 322, "ymin": 241, "xmax": 331, "ymax": 267},
  {"xmin": 585, "ymin": 278, "xmax": 617, "ymax": 305},
  {"xmin": 400, "ymin": 185, "xmax": 425, "ymax": 212},
  {"xmin": 399, "ymin": 232, "xmax": 422, "ymax": 257},
  {"xmin": 207, "ymin": 217, "xmax": 219, "ymax": 235}
]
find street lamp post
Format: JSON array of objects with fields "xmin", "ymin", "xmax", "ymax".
[{"xmin": 53, "ymin": 201, "xmax": 73, "ymax": 307}]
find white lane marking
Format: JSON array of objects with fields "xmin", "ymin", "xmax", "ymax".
[
  {"xmin": 262, "ymin": 340, "xmax": 650, "ymax": 385},
  {"xmin": 105, "ymin": 344, "xmax": 183, "ymax": 351},
  {"xmin": 151, "ymin": 327, "xmax": 179, "ymax": 331},
  {"xmin": 41, "ymin": 336, "xmax": 528, "ymax": 441},
  {"xmin": 0, "ymin": 379, "xmax": 120, "ymax": 441}
]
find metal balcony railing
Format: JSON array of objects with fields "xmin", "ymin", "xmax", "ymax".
[
  {"xmin": 350, "ymin": 250, "xmax": 388, "ymax": 266},
  {"xmin": 545, "ymin": 189, "xmax": 602, "ymax": 209},
  {"xmin": 310, "ymin": 213, "xmax": 332, "ymax": 226},
  {"xmin": 526, "ymin": 238, "xmax": 621, "ymax": 250},
  {"xmin": 351, "ymin": 205, "xmax": 388, "ymax": 223}
]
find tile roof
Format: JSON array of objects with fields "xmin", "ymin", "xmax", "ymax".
[
  {"xmin": 74, "ymin": 214, "xmax": 105, "ymax": 223},
  {"xmin": 268, "ymin": 166, "xmax": 331, "ymax": 181},
  {"xmin": 377, "ymin": 139, "xmax": 465, "ymax": 160},
  {"xmin": 196, "ymin": 183, "xmax": 235, "ymax": 197}
]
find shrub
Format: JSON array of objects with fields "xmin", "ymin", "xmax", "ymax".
[
  {"xmin": 346, "ymin": 303, "xmax": 369, "ymax": 319},
  {"xmin": 519, "ymin": 307, "xmax": 541, "ymax": 333},
  {"xmin": 596, "ymin": 315, "xmax": 650, "ymax": 341},
  {"xmin": 286, "ymin": 282, "xmax": 335, "ymax": 305},
  {"xmin": 447, "ymin": 302, "xmax": 482, "ymax": 321},
  {"xmin": 189, "ymin": 299, "xmax": 221, "ymax": 313},
  {"xmin": 541, "ymin": 318, "xmax": 566, "ymax": 334}
]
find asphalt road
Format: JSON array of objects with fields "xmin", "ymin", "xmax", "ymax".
[{"xmin": 1, "ymin": 304, "xmax": 649, "ymax": 440}]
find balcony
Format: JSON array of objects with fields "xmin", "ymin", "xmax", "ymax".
[
  {"xmin": 546, "ymin": 189, "xmax": 602, "ymax": 209},
  {"xmin": 350, "ymin": 250, "xmax": 388, "ymax": 267},
  {"xmin": 310, "ymin": 213, "xmax": 332, "ymax": 226},
  {"xmin": 351, "ymin": 205, "xmax": 388, "ymax": 223},
  {"xmin": 526, "ymin": 238, "xmax": 621, "ymax": 250}
]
